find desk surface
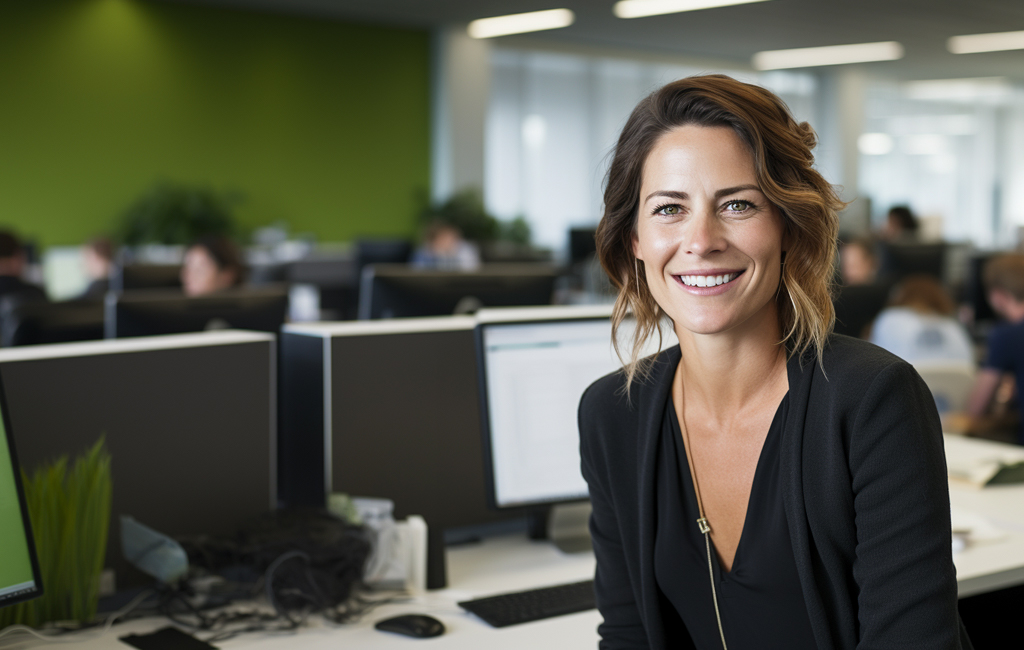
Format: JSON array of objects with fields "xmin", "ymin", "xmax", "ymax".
[
  {"xmin": 2, "ymin": 536, "xmax": 599, "ymax": 650},
  {"xmin": 945, "ymin": 435, "xmax": 1024, "ymax": 597},
  {"xmin": 7, "ymin": 436, "xmax": 1024, "ymax": 648}
]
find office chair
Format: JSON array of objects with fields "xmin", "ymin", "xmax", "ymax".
[{"xmin": 913, "ymin": 361, "xmax": 976, "ymax": 414}]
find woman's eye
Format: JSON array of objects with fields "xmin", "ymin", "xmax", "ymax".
[
  {"xmin": 724, "ymin": 200, "xmax": 752, "ymax": 212},
  {"xmin": 655, "ymin": 204, "xmax": 682, "ymax": 216}
]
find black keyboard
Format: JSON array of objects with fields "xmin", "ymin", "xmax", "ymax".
[{"xmin": 458, "ymin": 579, "xmax": 596, "ymax": 628}]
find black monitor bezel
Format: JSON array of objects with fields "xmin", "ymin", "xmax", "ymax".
[
  {"xmin": 359, "ymin": 265, "xmax": 559, "ymax": 320},
  {"xmin": 0, "ymin": 371, "xmax": 44, "ymax": 609},
  {"xmin": 105, "ymin": 285, "xmax": 289, "ymax": 339},
  {"xmin": 474, "ymin": 314, "xmax": 607, "ymax": 511}
]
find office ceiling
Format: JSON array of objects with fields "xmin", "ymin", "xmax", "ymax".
[{"xmin": 169, "ymin": 0, "xmax": 1024, "ymax": 82}]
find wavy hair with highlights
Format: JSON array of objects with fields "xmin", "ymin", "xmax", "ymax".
[{"xmin": 595, "ymin": 74, "xmax": 843, "ymax": 391}]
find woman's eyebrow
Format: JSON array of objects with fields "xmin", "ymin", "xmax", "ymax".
[
  {"xmin": 715, "ymin": 184, "xmax": 761, "ymax": 199},
  {"xmin": 643, "ymin": 190, "xmax": 688, "ymax": 203},
  {"xmin": 644, "ymin": 185, "xmax": 761, "ymax": 204}
]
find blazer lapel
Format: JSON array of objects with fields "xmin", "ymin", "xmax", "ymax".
[
  {"xmin": 636, "ymin": 345, "xmax": 681, "ymax": 647},
  {"xmin": 781, "ymin": 347, "xmax": 834, "ymax": 649}
]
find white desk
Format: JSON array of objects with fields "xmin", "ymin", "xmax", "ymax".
[
  {"xmin": 3, "ymin": 536, "xmax": 599, "ymax": 650},
  {"xmin": 8, "ymin": 435, "xmax": 1024, "ymax": 648},
  {"xmin": 945, "ymin": 435, "xmax": 1024, "ymax": 597}
]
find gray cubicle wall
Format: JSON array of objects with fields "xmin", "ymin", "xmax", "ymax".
[
  {"xmin": 279, "ymin": 317, "xmax": 522, "ymax": 588},
  {"xmin": 0, "ymin": 331, "xmax": 276, "ymax": 588}
]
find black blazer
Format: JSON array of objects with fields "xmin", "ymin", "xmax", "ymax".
[{"xmin": 579, "ymin": 335, "xmax": 971, "ymax": 649}]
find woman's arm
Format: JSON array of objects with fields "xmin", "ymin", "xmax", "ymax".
[
  {"xmin": 847, "ymin": 362, "xmax": 966, "ymax": 649},
  {"xmin": 579, "ymin": 385, "xmax": 650, "ymax": 650}
]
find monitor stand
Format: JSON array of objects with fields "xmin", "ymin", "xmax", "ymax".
[{"xmin": 527, "ymin": 502, "xmax": 592, "ymax": 554}]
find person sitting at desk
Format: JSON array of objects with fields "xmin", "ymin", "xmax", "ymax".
[
  {"xmin": 968, "ymin": 253, "xmax": 1024, "ymax": 444},
  {"xmin": 78, "ymin": 236, "xmax": 113, "ymax": 300},
  {"xmin": 181, "ymin": 235, "xmax": 245, "ymax": 297},
  {"xmin": 870, "ymin": 274, "xmax": 974, "ymax": 365},
  {"xmin": 0, "ymin": 229, "xmax": 46, "ymax": 306},
  {"xmin": 839, "ymin": 235, "xmax": 879, "ymax": 286},
  {"xmin": 411, "ymin": 221, "xmax": 480, "ymax": 271},
  {"xmin": 881, "ymin": 204, "xmax": 921, "ymax": 242},
  {"xmin": 581, "ymin": 75, "xmax": 970, "ymax": 649}
]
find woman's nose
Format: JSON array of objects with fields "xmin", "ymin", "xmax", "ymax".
[{"xmin": 686, "ymin": 211, "xmax": 726, "ymax": 257}]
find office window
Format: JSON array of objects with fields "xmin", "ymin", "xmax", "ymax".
[
  {"xmin": 858, "ymin": 79, "xmax": 1024, "ymax": 248},
  {"xmin": 485, "ymin": 48, "xmax": 817, "ymax": 257}
]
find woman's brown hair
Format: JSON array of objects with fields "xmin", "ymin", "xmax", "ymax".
[{"xmin": 595, "ymin": 74, "xmax": 843, "ymax": 388}]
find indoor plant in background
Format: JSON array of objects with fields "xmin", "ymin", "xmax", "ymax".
[
  {"xmin": 417, "ymin": 189, "xmax": 546, "ymax": 262},
  {"xmin": 0, "ymin": 438, "xmax": 112, "ymax": 628},
  {"xmin": 116, "ymin": 183, "xmax": 240, "ymax": 262}
]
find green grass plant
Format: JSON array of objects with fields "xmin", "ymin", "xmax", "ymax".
[{"xmin": 0, "ymin": 438, "xmax": 111, "ymax": 628}]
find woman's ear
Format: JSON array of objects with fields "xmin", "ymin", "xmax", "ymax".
[{"xmin": 632, "ymin": 233, "xmax": 643, "ymax": 261}]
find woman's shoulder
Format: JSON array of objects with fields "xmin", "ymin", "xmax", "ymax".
[
  {"xmin": 820, "ymin": 333, "xmax": 913, "ymax": 374},
  {"xmin": 795, "ymin": 334, "xmax": 922, "ymax": 397},
  {"xmin": 790, "ymin": 335, "xmax": 940, "ymax": 424},
  {"xmin": 580, "ymin": 346, "xmax": 680, "ymax": 422}
]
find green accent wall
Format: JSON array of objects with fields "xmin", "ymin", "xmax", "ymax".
[{"xmin": 0, "ymin": 0, "xmax": 431, "ymax": 248}]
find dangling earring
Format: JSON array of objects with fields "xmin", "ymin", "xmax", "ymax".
[
  {"xmin": 780, "ymin": 252, "xmax": 798, "ymax": 314},
  {"xmin": 634, "ymin": 257, "xmax": 642, "ymax": 298}
]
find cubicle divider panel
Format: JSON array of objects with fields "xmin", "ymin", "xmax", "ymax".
[
  {"xmin": 0, "ymin": 333, "xmax": 276, "ymax": 589},
  {"xmin": 328, "ymin": 326, "xmax": 523, "ymax": 590},
  {"xmin": 328, "ymin": 329, "xmax": 514, "ymax": 531}
]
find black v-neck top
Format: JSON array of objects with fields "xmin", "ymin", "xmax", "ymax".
[{"xmin": 654, "ymin": 393, "xmax": 818, "ymax": 650}]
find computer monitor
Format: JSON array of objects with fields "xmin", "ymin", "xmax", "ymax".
[
  {"xmin": 832, "ymin": 283, "xmax": 891, "ymax": 339},
  {"xmin": 105, "ymin": 286, "xmax": 289, "ymax": 338},
  {"xmin": 568, "ymin": 227, "xmax": 598, "ymax": 265},
  {"xmin": 110, "ymin": 263, "xmax": 183, "ymax": 293},
  {"xmin": 359, "ymin": 264, "xmax": 558, "ymax": 319},
  {"xmin": 475, "ymin": 312, "xmax": 615, "ymax": 512},
  {"xmin": 0, "ymin": 373, "xmax": 44, "ymax": 608},
  {"xmin": 475, "ymin": 308, "xmax": 672, "ymax": 499},
  {"xmin": 879, "ymin": 242, "xmax": 947, "ymax": 282},
  {"xmin": 1, "ymin": 299, "xmax": 105, "ymax": 347},
  {"xmin": 1, "ymin": 331, "xmax": 276, "ymax": 588},
  {"xmin": 967, "ymin": 254, "xmax": 997, "ymax": 328}
]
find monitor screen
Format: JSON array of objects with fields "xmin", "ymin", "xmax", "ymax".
[
  {"xmin": 358, "ymin": 265, "xmax": 558, "ymax": 320},
  {"xmin": 106, "ymin": 286, "xmax": 289, "ymax": 338},
  {"xmin": 0, "ymin": 375, "xmax": 43, "ymax": 608},
  {"xmin": 476, "ymin": 316, "xmax": 628, "ymax": 509},
  {"xmin": 110, "ymin": 263, "xmax": 183, "ymax": 293}
]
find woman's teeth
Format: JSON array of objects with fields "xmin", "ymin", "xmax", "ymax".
[{"xmin": 679, "ymin": 273, "xmax": 738, "ymax": 288}]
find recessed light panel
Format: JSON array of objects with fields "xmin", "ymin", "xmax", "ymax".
[
  {"xmin": 753, "ymin": 41, "xmax": 904, "ymax": 70},
  {"xmin": 613, "ymin": 0, "xmax": 770, "ymax": 19},
  {"xmin": 468, "ymin": 9, "xmax": 575, "ymax": 39},
  {"xmin": 948, "ymin": 30, "xmax": 1024, "ymax": 54}
]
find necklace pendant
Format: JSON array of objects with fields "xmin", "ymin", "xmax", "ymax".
[{"xmin": 697, "ymin": 517, "xmax": 710, "ymax": 534}]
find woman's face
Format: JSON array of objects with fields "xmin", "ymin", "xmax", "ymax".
[
  {"xmin": 633, "ymin": 125, "xmax": 785, "ymax": 340},
  {"xmin": 181, "ymin": 246, "xmax": 235, "ymax": 297}
]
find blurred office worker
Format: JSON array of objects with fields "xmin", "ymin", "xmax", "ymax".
[
  {"xmin": 870, "ymin": 274, "xmax": 973, "ymax": 365},
  {"xmin": 0, "ymin": 230, "xmax": 46, "ymax": 305},
  {"xmin": 181, "ymin": 236, "xmax": 245, "ymax": 297},
  {"xmin": 969, "ymin": 254, "xmax": 1024, "ymax": 444},
  {"xmin": 839, "ymin": 236, "xmax": 879, "ymax": 286},
  {"xmin": 79, "ymin": 237, "xmax": 114, "ymax": 300}
]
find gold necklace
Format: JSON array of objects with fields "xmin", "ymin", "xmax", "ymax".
[{"xmin": 678, "ymin": 380, "xmax": 729, "ymax": 650}]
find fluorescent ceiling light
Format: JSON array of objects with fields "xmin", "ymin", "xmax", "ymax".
[
  {"xmin": 613, "ymin": 0, "xmax": 770, "ymax": 19},
  {"xmin": 858, "ymin": 133, "xmax": 893, "ymax": 156},
  {"xmin": 468, "ymin": 9, "xmax": 574, "ymax": 39},
  {"xmin": 948, "ymin": 30, "xmax": 1024, "ymax": 54},
  {"xmin": 903, "ymin": 77, "xmax": 1011, "ymax": 104},
  {"xmin": 753, "ymin": 41, "xmax": 903, "ymax": 70}
]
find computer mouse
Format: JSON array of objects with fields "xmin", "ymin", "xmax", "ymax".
[{"xmin": 374, "ymin": 613, "xmax": 446, "ymax": 638}]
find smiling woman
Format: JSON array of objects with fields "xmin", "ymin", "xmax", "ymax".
[{"xmin": 580, "ymin": 75, "xmax": 972, "ymax": 649}]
